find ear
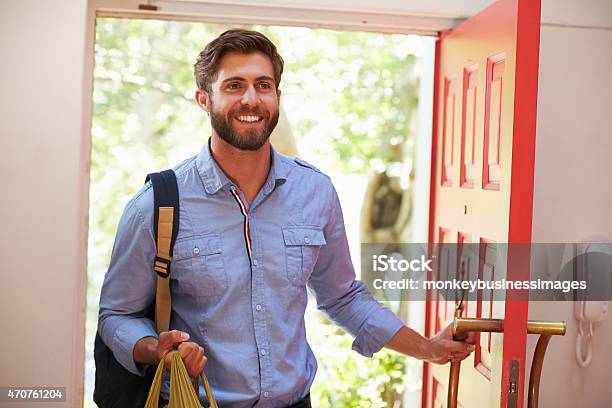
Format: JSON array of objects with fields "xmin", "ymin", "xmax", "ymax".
[
  {"xmin": 276, "ymin": 88, "xmax": 282, "ymax": 100},
  {"xmin": 195, "ymin": 89, "xmax": 211, "ymax": 113}
]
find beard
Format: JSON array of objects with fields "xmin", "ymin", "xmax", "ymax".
[{"xmin": 210, "ymin": 101, "xmax": 280, "ymax": 151}]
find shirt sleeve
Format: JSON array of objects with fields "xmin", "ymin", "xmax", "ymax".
[
  {"xmin": 307, "ymin": 182, "xmax": 405, "ymax": 357},
  {"xmin": 97, "ymin": 189, "xmax": 159, "ymax": 376}
]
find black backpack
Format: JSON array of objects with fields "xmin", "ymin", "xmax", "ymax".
[{"xmin": 93, "ymin": 170, "xmax": 179, "ymax": 408}]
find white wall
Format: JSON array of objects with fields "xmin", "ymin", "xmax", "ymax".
[
  {"xmin": 0, "ymin": 0, "xmax": 90, "ymax": 406},
  {"xmin": 528, "ymin": 6, "xmax": 612, "ymax": 406},
  {"xmin": 540, "ymin": 0, "xmax": 612, "ymax": 29}
]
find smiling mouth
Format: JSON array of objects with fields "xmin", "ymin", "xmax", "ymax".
[{"xmin": 235, "ymin": 115, "xmax": 263, "ymax": 124}]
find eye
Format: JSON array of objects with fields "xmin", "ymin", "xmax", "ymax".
[
  {"xmin": 258, "ymin": 82, "xmax": 272, "ymax": 89},
  {"xmin": 227, "ymin": 82, "xmax": 241, "ymax": 90}
]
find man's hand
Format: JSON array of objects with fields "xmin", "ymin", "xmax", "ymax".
[
  {"xmin": 158, "ymin": 331, "xmax": 207, "ymax": 378},
  {"xmin": 385, "ymin": 324, "xmax": 475, "ymax": 365},
  {"xmin": 134, "ymin": 330, "xmax": 207, "ymax": 378},
  {"xmin": 426, "ymin": 323, "xmax": 476, "ymax": 365}
]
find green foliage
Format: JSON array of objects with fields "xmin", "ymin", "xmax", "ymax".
[
  {"xmin": 254, "ymin": 26, "xmax": 420, "ymax": 173},
  {"xmin": 309, "ymin": 314, "xmax": 407, "ymax": 408}
]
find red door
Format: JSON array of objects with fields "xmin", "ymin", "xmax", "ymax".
[{"xmin": 424, "ymin": 0, "xmax": 541, "ymax": 407}]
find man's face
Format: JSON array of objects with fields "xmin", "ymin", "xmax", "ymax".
[{"xmin": 200, "ymin": 51, "xmax": 281, "ymax": 151}]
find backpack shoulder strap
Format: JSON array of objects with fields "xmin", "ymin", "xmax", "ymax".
[{"xmin": 145, "ymin": 169, "xmax": 179, "ymax": 334}]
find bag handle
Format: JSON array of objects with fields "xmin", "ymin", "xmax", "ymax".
[
  {"xmin": 145, "ymin": 350, "xmax": 218, "ymax": 408},
  {"xmin": 195, "ymin": 365, "xmax": 219, "ymax": 408}
]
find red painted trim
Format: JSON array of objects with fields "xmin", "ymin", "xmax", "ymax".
[
  {"xmin": 428, "ymin": 36, "xmax": 442, "ymax": 248},
  {"xmin": 501, "ymin": 0, "xmax": 541, "ymax": 406},
  {"xmin": 509, "ymin": 1, "xmax": 540, "ymax": 242},
  {"xmin": 422, "ymin": 36, "xmax": 442, "ymax": 408}
]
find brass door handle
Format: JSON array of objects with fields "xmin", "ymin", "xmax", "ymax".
[{"xmin": 447, "ymin": 318, "xmax": 566, "ymax": 408}]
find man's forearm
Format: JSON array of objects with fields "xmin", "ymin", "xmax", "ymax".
[
  {"xmin": 133, "ymin": 336, "xmax": 160, "ymax": 365},
  {"xmin": 385, "ymin": 326, "xmax": 432, "ymax": 360}
]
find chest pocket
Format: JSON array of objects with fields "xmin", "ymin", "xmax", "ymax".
[
  {"xmin": 282, "ymin": 226, "xmax": 326, "ymax": 286},
  {"xmin": 171, "ymin": 234, "xmax": 227, "ymax": 297}
]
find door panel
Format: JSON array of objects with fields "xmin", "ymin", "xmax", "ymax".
[
  {"xmin": 460, "ymin": 66, "xmax": 478, "ymax": 189},
  {"xmin": 424, "ymin": 0, "xmax": 541, "ymax": 407},
  {"xmin": 442, "ymin": 78, "xmax": 457, "ymax": 187}
]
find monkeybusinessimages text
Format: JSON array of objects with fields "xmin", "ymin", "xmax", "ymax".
[{"xmin": 371, "ymin": 254, "xmax": 587, "ymax": 294}]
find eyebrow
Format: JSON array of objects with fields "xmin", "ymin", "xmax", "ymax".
[{"xmin": 221, "ymin": 75, "xmax": 275, "ymax": 83}]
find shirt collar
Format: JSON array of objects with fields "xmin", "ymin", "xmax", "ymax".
[{"xmin": 196, "ymin": 138, "xmax": 289, "ymax": 195}]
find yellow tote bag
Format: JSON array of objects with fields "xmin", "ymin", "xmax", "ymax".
[{"xmin": 145, "ymin": 350, "xmax": 218, "ymax": 408}]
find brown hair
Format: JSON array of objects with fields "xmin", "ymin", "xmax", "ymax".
[{"xmin": 194, "ymin": 29, "xmax": 284, "ymax": 93}]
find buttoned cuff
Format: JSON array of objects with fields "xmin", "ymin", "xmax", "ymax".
[
  {"xmin": 351, "ymin": 309, "xmax": 404, "ymax": 357},
  {"xmin": 112, "ymin": 318, "xmax": 158, "ymax": 376}
]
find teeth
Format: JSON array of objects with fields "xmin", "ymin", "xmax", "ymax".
[{"xmin": 237, "ymin": 115, "xmax": 261, "ymax": 122}]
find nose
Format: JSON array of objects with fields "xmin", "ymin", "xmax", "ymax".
[{"xmin": 241, "ymin": 84, "xmax": 258, "ymax": 106}]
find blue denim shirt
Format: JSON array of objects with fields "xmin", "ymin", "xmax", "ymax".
[{"xmin": 98, "ymin": 142, "xmax": 404, "ymax": 407}]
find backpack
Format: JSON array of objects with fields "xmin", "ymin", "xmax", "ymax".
[{"xmin": 93, "ymin": 169, "xmax": 180, "ymax": 408}]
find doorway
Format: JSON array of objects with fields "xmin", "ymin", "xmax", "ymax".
[{"xmin": 85, "ymin": 16, "xmax": 435, "ymax": 408}]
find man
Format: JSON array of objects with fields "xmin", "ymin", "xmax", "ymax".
[{"xmin": 98, "ymin": 29, "xmax": 475, "ymax": 408}]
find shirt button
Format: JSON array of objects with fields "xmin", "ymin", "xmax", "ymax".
[
  {"xmin": 304, "ymin": 236, "xmax": 310, "ymax": 244},
  {"xmin": 193, "ymin": 247, "xmax": 200, "ymax": 255},
  {"xmin": 253, "ymin": 259, "xmax": 258, "ymax": 266},
  {"xmin": 255, "ymin": 304, "xmax": 262, "ymax": 312},
  {"xmin": 260, "ymin": 349, "xmax": 266, "ymax": 356},
  {"xmin": 263, "ymin": 391, "xmax": 269, "ymax": 398}
]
